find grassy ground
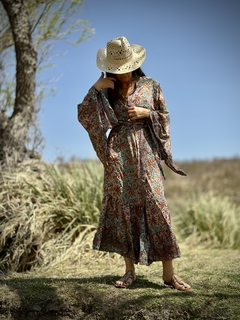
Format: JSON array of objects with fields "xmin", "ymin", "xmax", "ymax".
[
  {"xmin": 1, "ymin": 158, "xmax": 240, "ymax": 319},
  {"xmin": 0, "ymin": 244, "xmax": 240, "ymax": 319}
]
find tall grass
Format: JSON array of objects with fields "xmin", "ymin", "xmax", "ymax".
[
  {"xmin": 174, "ymin": 192, "xmax": 240, "ymax": 249},
  {"xmin": 0, "ymin": 158, "xmax": 239, "ymax": 273},
  {"xmin": 0, "ymin": 160, "xmax": 104, "ymax": 272}
]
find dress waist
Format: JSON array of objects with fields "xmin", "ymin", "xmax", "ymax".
[{"xmin": 117, "ymin": 119, "xmax": 147, "ymax": 127}]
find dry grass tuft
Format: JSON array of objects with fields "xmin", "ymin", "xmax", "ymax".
[
  {"xmin": 0, "ymin": 160, "xmax": 103, "ymax": 272},
  {"xmin": 174, "ymin": 192, "xmax": 240, "ymax": 249}
]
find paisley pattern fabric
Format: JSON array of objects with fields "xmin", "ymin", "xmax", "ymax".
[{"xmin": 78, "ymin": 77, "xmax": 185, "ymax": 265}]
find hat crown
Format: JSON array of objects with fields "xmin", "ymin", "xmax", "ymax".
[{"xmin": 106, "ymin": 37, "xmax": 133, "ymax": 64}]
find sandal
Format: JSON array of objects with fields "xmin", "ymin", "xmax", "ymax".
[
  {"xmin": 164, "ymin": 273, "xmax": 192, "ymax": 292},
  {"xmin": 115, "ymin": 270, "xmax": 136, "ymax": 288}
]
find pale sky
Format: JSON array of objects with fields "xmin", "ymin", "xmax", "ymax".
[{"xmin": 39, "ymin": 0, "xmax": 240, "ymax": 162}]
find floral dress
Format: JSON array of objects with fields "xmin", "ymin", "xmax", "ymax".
[{"xmin": 78, "ymin": 76, "xmax": 186, "ymax": 265}]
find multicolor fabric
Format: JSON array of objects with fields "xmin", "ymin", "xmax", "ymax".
[{"xmin": 78, "ymin": 76, "xmax": 186, "ymax": 265}]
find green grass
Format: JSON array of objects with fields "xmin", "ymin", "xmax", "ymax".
[{"xmin": 0, "ymin": 246, "xmax": 239, "ymax": 319}]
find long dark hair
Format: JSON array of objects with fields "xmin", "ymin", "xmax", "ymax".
[{"xmin": 106, "ymin": 67, "xmax": 146, "ymax": 107}]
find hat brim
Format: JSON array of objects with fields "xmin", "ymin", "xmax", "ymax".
[{"xmin": 96, "ymin": 44, "xmax": 146, "ymax": 74}]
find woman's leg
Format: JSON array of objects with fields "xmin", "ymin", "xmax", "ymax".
[
  {"xmin": 162, "ymin": 260, "xmax": 174, "ymax": 282},
  {"xmin": 124, "ymin": 257, "xmax": 135, "ymax": 274}
]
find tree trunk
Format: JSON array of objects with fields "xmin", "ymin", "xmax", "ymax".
[{"xmin": 0, "ymin": 0, "xmax": 37, "ymax": 166}]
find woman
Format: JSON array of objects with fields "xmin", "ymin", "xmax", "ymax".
[{"xmin": 78, "ymin": 36, "xmax": 192, "ymax": 291}]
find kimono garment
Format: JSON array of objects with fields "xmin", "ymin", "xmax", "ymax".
[{"xmin": 78, "ymin": 76, "xmax": 185, "ymax": 265}]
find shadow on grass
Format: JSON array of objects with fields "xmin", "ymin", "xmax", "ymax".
[
  {"xmin": 0, "ymin": 274, "xmax": 172, "ymax": 319},
  {"xmin": 0, "ymin": 274, "xmax": 240, "ymax": 319}
]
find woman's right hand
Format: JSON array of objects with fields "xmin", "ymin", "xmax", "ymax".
[{"xmin": 93, "ymin": 72, "xmax": 116, "ymax": 92}]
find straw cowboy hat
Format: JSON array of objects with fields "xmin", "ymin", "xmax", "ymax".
[{"xmin": 96, "ymin": 36, "xmax": 146, "ymax": 74}]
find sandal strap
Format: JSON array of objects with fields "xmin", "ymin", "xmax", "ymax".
[
  {"xmin": 115, "ymin": 270, "xmax": 136, "ymax": 288},
  {"xmin": 122, "ymin": 270, "xmax": 135, "ymax": 283}
]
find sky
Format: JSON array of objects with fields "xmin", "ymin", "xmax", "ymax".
[{"xmin": 39, "ymin": 0, "xmax": 240, "ymax": 163}]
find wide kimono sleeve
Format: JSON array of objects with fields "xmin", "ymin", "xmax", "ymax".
[
  {"xmin": 147, "ymin": 80, "xmax": 186, "ymax": 177},
  {"xmin": 77, "ymin": 86, "xmax": 118, "ymax": 167}
]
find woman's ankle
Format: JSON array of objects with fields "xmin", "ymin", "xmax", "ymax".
[
  {"xmin": 124, "ymin": 257, "xmax": 135, "ymax": 273},
  {"xmin": 162, "ymin": 260, "xmax": 174, "ymax": 282}
]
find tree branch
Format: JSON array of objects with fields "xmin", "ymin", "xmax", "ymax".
[{"xmin": 30, "ymin": 2, "xmax": 50, "ymax": 35}]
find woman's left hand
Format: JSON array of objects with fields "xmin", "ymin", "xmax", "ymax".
[{"xmin": 127, "ymin": 106, "xmax": 150, "ymax": 121}]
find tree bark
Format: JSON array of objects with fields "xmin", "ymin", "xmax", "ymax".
[{"xmin": 0, "ymin": 0, "xmax": 37, "ymax": 166}]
